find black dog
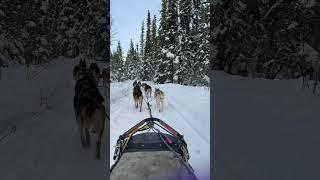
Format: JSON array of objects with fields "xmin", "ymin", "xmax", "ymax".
[
  {"xmin": 73, "ymin": 73, "xmax": 105, "ymax": 159},
  {"xmin": 73, "ymin": 59, "xmax": 87, "ymax": 81},
  {"xmin": 133, "ymin": 80, "xmax": 138, "ymax": 87},
  {"xmin": 89, "ymin": 62, "xmax": 101, "ymax": 85},
  {"xmin": 133, "ymin": 81, "xmax": 143, "ymax": 112}
]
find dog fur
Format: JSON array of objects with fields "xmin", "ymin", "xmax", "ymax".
[
  {"xmin": 73, "ymin": 59, "xmax": 87, "ymax": 81},
  {"xmin": 154, "ymin": 88, "xmax": 164, "ymax": 112},
  {"xmin": 101, "ymin": 68, "xmax": 109, "ymax": 87},
  {"xmin": 73, "ymin": 72, "xmax": 105, "ymax": 159},
  {"xmin": 141, "ymin": 83, "xmax": 152, "ymax": 99},
  {"xmin": 89, "ymin": 62, "xmax": 101, "ymax": 85},
  {"xmin": 133, "ymin": 81, "xmax": 143, "ymax": 112},
  {"xmin": 133, "ymin": 81, "xmax": 138, "ymax": 87}
]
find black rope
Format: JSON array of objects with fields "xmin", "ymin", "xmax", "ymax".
[{"xmin": 143, "ymin": 87, "xmax": 156, "ymax": 105}]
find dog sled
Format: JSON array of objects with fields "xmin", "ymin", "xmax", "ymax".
[{"xmin": 110, "ymin": 115, "xmax": 198, "ymax": 180}]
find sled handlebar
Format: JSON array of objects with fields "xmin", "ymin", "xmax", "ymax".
[
  {"xmin": 157, "ymin": 119, "xmax": 179, "ymax": 137},
  {"xmin": 122, "ymin": 118, "xmax": 179, "ymax": 138}
]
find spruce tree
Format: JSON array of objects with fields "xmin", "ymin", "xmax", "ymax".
[
  {"xmin": 125, "ymin": 39, "xmax": 136, "ymax": 80},
  {"xmin": 141, "ymin": 10, "xmax": 153, "ymax": 81},
  {"xmin": 150, "ymin": 15, "xmax": 158, "ymax": 78},
  {"xmin": 195, "ymin": 0, "xmax": 210, "ymax": 86},
  {"xmin": 111, "ymin": 41, "xmax": 125, "ymax": 82},
  {"xmin": 154, "ymin": 0, "xmax": 168, "ymax": 83},
  {"xmin": 176, "ymin": 0, "xmax": 193, "ymax": 85},
  {"xmin": 145, "ymin": 10, "xmax": 152, "ymax": 57},
  {"xmin": 154, "ymin": 0, "xmax": 178, "ymax": 83},
  {"xmin": 212, "ymin": 0, "xmax": 313, "ymax": 79},
  {"xmin": 136, "ymin": 43, "xmax": 139, "ymax": 56},
  {"xmin": 140, "ymin": 20, "xmax": 145, "ymax": 59},
  {"xmin": 158, "ymin": 0, "xmax": 168, "ymax": 49},
  {"xmin": 151, "ymin": 15, "xmax": 158, "ymax": 54},
  {"xmin": 89, "ymin": 0, "xmax": 108, "ymax": 61}
]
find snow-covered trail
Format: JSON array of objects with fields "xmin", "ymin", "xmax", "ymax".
[
  {"xmin": 213, "ymin": 71, "xmax": 320, "ymax": 180},
  {"xmin": 0, "ymin": 58, "xmax": 107, "ymax": 180},
  {"xmin": 110, "ymin": 80, "xmax": 210, "ymax": 179}
]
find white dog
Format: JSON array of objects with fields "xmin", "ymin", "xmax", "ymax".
[{"xmin": 154, "ymin": 88, "xmax": 164, "ymax": 112}]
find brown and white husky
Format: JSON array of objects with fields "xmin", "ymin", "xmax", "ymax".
[
  {"xmin": 154, "ymin": 88, "xmax": 164, "ymax": 112},
  {"xmin": 141, "ymin": 83, "xmax": 152, "ymax": 99}
]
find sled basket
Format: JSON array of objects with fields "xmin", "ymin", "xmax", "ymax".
[
  {"xmin": 123, "ymin": 132, "xmax": 181, "ymax": 153},
  {"xmin": 111, "ymin": 117, "xmax": 191, "ymax": 170}
]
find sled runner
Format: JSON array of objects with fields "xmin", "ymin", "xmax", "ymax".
[{"xmin": 110, "ymin": 117, "xmax": 198, "ymax": 180}]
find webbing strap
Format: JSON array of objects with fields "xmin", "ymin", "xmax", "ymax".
[{"xmin": 121, "ymin": 124, "xmax": 149, "ymax": 153}]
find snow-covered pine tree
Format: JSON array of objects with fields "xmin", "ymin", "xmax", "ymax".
[
  {"xmin": 0, "ymin": 0, "xmax": 109, "ymax": 65},
  {"xmin": 176, "ymin": 0, "xmax": 193, "ymax": 85},
  {"xmin": 154, "ymin": 0, "xmax": 168, "ymax": 83},
  {"xmin": 110, "ymin": 50, "xmax": 115, "ymax": 81},
  {"xmin": 154, "ymin": 0, "xmax": 178, "ymax": 84},
  {"xmin": 141, "ymin": 10, "xmax": 153, "ymax": 81},
  {"xmin": 22, "ymin": 0, "xmax": 51, "ymax": 64},
  {"xmin": 140, "ymin": 20, "xmax": 145, "ymax": 60},
  {"xmin": 0, "ymin": 0, "xmax": 25, "ymax": 65},
  {"xmin": 212, "ymin": 0, "xmax": 313, "ymax": 79},
  {"xmin": 135, "ymin": 42, "xmax": 142, "ymax": 80},
  {"xmin": 90, "ymin": 0, "xmax": 108, "ymax": 62},
  {"xmin": 47, "ymin": 0, "xmax": 63, "ymax": 58},
  {"xmin": 145, "ymin": 10, "xmax": 152, "ymax": 57},
  {"xmin": 193, "ymin": 0, "xmax": 210, "ymax": 86},
  {"xmin": 130, "ymin": 41, "xmax": 140, "ymax": 80},
  {"xmin": 125, "ymin": 39, "xmax": 136, "ymax": 80},
  {"xmin": 55, "ymin": 0, "xmax": 78, "ymax": 57},
  {"xmin": 150, "ymin": 15, "xmax": 158, "ymax": 78},
  {"xmin": 78, "ymin": 0, "xmax": 92, "ymax": 57},
  {"xmin": 157, "ymin": 0, "xmax": 168, "ymax": 50},
  {"xmin": 111, "ymin": 41, "xmax": 125, "ymax": 82},
  {"xmin": 36, "ymin": 0, "xmax": 51, "ymax": 64},
  {"xmin": 136, "ymin": 43, "xmax": 139, "ymax": 57}
]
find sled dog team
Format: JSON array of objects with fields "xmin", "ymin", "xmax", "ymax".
[
  {"xmin": 72, "ymin": 58, "xmax": 107, "ymax": 159},
  {"xmin": 133, "ymin": 80, "xmax": 165, "ymax": 113},
  {"xmin": 73, "ymin": 60, "xmax": 109, "ymax": 87}
]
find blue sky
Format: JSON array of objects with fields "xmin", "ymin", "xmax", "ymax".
[{"xmin": 111, "ymin": 0, "xmax": 161, "ymax": 55}]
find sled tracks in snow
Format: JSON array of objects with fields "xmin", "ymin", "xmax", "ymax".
[
  {"xmin": 0, "ymin": 111, "xmax": 44, "ymax": 144},
  {"xmin": 166, "ymin": 98, "xmax": 209, "ymax": 144}
]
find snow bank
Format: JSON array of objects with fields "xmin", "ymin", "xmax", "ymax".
[{"xmin": 213, "ymin": 70, "xmax": 320, "ymax": 180}]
